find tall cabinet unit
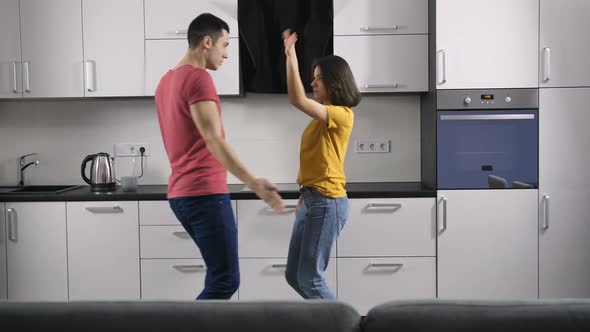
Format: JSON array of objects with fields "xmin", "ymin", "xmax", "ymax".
[
  {"xmin": 333, "ymin": 0, "xmax": 428, "ymax": 93},
  {"xmin": 538, "ymin": 88, "xmax": 590, "ymax": 298},
  {"xmin": 436, "ymin": 0, "xmax": 538, "ymax": 89},
  {"xmin": 5, "ymin": 202, "xmax": 68, "ymax": 301},
  {"xmin": 0, "ymin": 0, "xmax": 22, "ymax": 99},
  {"xmin": 539, "ymin": 0, "xmax": 590, "ymax": 88},
  {"xmin": 437, "ymin": 190, "xmax": 538, "ymax": 299},
  {"xmin": 19, "ymin": 0, "xmax": 84, "ymax": 98},
  {"xmin": 0, "ymin": 203, "xmax": 6, "ymax": 299},
  {"xmin": 144, "ymin": 0, "xmax": 240, "ymax": 96},
  {"xmin": 82, "ymin": 0, "xmax": 145, "ymax": 96}
]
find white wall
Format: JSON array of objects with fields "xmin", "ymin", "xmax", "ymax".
[{"xmin": 0, "ymin": 94, "xmax": 420, "ymax": 186}]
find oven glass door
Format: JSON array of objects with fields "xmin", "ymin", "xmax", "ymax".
[{"xmin": 437, "ymin": 109, "xmax": 538, "ymax": 189}]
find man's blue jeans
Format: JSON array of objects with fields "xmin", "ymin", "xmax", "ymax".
[
  {"xmin": 285, "ymin": 186, "xmax": 349, "ymax": 299},
  {"xmin": 169, "ymin": 194, "xmax": 239, "ymax": 299}
]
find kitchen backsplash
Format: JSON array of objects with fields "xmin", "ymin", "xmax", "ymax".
[{"xmin": 0, "ymin": 94, "xmax": 420, "ymax": 186}]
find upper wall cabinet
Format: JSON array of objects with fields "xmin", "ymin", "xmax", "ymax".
[
  {"xmin": 436, "ymin": 0, "xmax": 538, "ymax": 89},
  {"xmin": 144, "ymin": 0, "xmax": 240, "ymax": 96},
  {"xmin": 144, "ymin": 0, "xmax": 238, "ymax": 39},
  {"xmin": 540, "ymin": 0, "xmax": 590, "ymax": 88},
  {"xmin": 82, "ymin": 0, "xmax": 145, "ymax": 97},
  {"xmin": 20, "ymin": 0, "xmax": 84, "ymax": 98},
  {"xmin": 334, "ymin": 0, "xmax": 428, "ymax": 35},
  {"xmin": 334, "ymin": 0, "xmax": 428, "ymax": 93},
  {"xmin": 0, "ymin": 0, "xmax": 22, "ymax": 99}
]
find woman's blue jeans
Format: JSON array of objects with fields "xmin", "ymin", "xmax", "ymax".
[{"xmin": 285, "ymin": 186, "xmax": 349, "ymax": 299}]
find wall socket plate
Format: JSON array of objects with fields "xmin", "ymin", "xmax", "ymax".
[
  {"xmin": 114, "ymin": 143, "xmax": 150, "ymax": 157},
  {"xmin": 355, "ymin": 139, "xmax": 390, "ymax": 153}
]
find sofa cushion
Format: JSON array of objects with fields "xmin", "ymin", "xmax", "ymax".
[
  {"xmin": 0, "ymin": 300, "xmax": 361, "ymax": 332},
  {"xmin": 363, "ymin": 299, "xmax": 590, "ymax": 332}
]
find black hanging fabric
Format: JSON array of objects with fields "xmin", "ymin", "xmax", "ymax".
[{"xmin": 238, "ymin": 0, "xmax": 333, "ymax": 93}]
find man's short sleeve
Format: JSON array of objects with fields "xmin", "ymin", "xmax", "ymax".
[{"xmin": 185, "ymin": 69, "xmax": 218, "ymax": 105}]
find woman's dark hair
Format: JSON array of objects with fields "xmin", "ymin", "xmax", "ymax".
[
  {"xmin": 312, "ymin": 55, "xmax": 361, "ymax": 107},
  {"xmin": 187, "ymin": 13, "xmax": 230, "ymax": 48}
]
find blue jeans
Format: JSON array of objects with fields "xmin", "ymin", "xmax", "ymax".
[
  {"xmin": 168, "ymin": 194, "xmax": 239, "ymax": 300},
  {"xmin": 285, "ymin": 186, "xmax": 349, "ymax": 299}
]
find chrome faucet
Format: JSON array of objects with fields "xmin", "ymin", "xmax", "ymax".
[{"xmin": 19, "ymin": 153, "xmax": 39, "ymax": 186}]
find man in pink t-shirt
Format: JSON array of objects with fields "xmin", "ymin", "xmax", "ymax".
[{"xmin": 155, "ymin": 13, "xmax": 283, "ymax": 300}]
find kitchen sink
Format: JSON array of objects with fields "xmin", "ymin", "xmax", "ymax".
[{"xmin": 0, "ymin": 185, "xmax": 82, "ymax": 194}]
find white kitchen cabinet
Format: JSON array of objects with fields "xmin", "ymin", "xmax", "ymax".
[
  {"xmin": 5, "ymin": 202, "xmax": 68, "ymax": 301},
  {"xmin": 0, "ymin": 0, "xmax": 22, "ymax": 99},
  {"xmin": 238, "ymin": 258, "xmax": 337, "ymax": 301},
  {"xmin": 66, "ymin": 201, "xmax": 140, "ymax": 300},
  {"xmin": 237, "ymin": 199, "xmax": 336, "ymax": 258},
  {"xmin": 539, "ymin": 88, "xmax": 590, "ymax": 298},
  {"xmin": 436, "ymin": 0, "xmax": 538, "ymax": 89},
  {"xmin": 145, "ymin": 39, "xmax": 240, "ymax": 96},
  {"xmin": 337, "ymin": 198, "xmax": 435, "ymax": 257},
  {"xmin": 540, "ymin": 0, "xmax": 590, "ymax": 88},
  {"xmin": 82, "ymin": 0, "xmax": 145, "ymax": 96},
  {"xmin": 144, "ymin": 0, "xmax": 238, "ymax": 39},
  {"xmin": 141, "ymin": 258, "xmax": 206, "ymax": 300},
  {"xmin": 334, "ymin": 35, "xmax": 428, "ymax": 93},
  {"xmin": 437, "ymin": 190, "xmax": 538, "ymax": 299},
  {"xmin": 338, "ymin": 257, "xmax": 436, "ymax": 314},
  {"xmin": 0, "ymin": 203, "xmax": 6, "ymax": 298},
  {"xmin": 334, "ymin": 0, "xmax": 428, "ymax": 36},
  {"xmin": 20, "ymin": 0, "xmax": 84, "ymax": 97}
]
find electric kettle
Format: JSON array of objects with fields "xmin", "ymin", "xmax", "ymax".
[{"xmin": 81, "ymin": 152, "xmax": 116, "ymax": 192}]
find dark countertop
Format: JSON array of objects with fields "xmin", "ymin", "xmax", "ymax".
[{"xmin": 0, "ymin": 182, "xmax": 435, "ymax": 202}]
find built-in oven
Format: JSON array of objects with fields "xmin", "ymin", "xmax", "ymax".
[{"xmin": 437, "ymin": 89, "xmax": 538, "ymax": 189}]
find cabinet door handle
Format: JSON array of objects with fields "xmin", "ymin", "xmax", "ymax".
[
  {"xmin": 13, "ymin": 61, "xmax": 19, "ymax": 93},
  {"xmin": 175, "ymin": 29, "xmax": 187, "ymax": 35},
  {"xmin": 543, "ymin": 47, "xmax": 551, "ymax": 82},
  {"xmin": 437, "ymin": 50, "xmax": 446, "ymax": 85},
  {"xmin": 364, "ymin": 84, "xmax": 398, "ymax": 89},
  {"xmin": 439, "ymin": 197, "xmax": 448, "ymax": 232},
  {"xmin": 360, "ymin": 26, "xmax": 398, "ymax": 32},
  {"xmin": 271, "ymin": 264, "xmax": 287, "ymax": 269},
  {"xmin": 283, "ymin": 204, "xmax": 297, "ymax": 209},
  {"xmin": 173, "ymin": 264, "xmax": 205, "ymax": 272},
  {"xmin": 542, "ymin": 195, "xmax": 550, "ymax": 230},
  {"xmin": 85, "ymin": 60, "xmax": 96, "ymax": 92},
  {"xmin": 23, "ymin": 61, "xmax": 30, "ymax": 93},
  {"xmin": 85, "ymin": 206, "xmax": 122, "ymax": 213},
  {"xmin": 7, "ymin": 208, "xmax": 17, "ymax": 242},
  {"xmin": 368, "ymin": 263, "xmax": 404, "ymax": 269},
  {"xmin": 367, "ymin": 203, "xmax": 403, "ymax": 209},
  {"xmin": 172, "ymin": 231, "xmax": 191, "ymax": 239}
]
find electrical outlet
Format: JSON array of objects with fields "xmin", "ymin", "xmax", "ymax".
[
  {"xmin": 114, "ymin": 143, "xmax": 150, "ymax": 157},
  {"xmin": 355, "ymin": 139, "xmax": 390, "ymax": 153}
]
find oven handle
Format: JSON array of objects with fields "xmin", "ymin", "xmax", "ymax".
[{"xmin": 440, "ymin": 114, "xmax": 535, "ymax": 121}]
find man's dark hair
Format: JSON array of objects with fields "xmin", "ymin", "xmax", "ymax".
[
  {"xmin": 312, "ymin": 55, "xmax": 361, "ymax": 107},
  {"xmin": 187, "ymin": 13, "xmax": 230, "ymax": 48}
]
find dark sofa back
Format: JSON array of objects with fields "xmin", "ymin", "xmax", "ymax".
[
  {"xmin": 0, "ymin": 300, "xmax": 361, "ymax": 332},
  {"xmin": 363, "ymin": 299, "xmax": 590, "ymax": 332}
]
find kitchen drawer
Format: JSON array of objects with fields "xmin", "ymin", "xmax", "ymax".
[
  {"xmin": 334, "ymin": 35, "xmax": 428, "ymax": 93},
  {"xmin": 334, "ymin": 0, "xmax": 428, "ymax": 35},
  {"xmin": 238, "ymin": 258, "xmax": 337, "ymax": 300},
  {"xmin": 144, "ymin": 0, "xmax": 238, "ymax": 39},
  {"xmin": 337, "ymin": 257, "xmax": 436, "ymax": 314},
  {"xmin": 139, "ymin": 200, "xmax": 237, "ymax": 225},
  {"xmin": 338, "ymin": 198, "xmax": 436, "ymax": 257},
  {"xmin": 141, "ymin": 259, "xmax": 199, "ymax": 300},
  {"xmin": 145, "ymin": 39, "xmax": 239, "ymax": 96},
  {"xmin": 237, "ymin": 200, "xmax": 336, "ymax": 258},
  {"xmin": 140, "ymin": 226, "xmax": 200, "ymax": 259}
]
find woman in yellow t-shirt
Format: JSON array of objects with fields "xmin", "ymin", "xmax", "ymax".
[{"xmin": 282, "ymin": 29, "xmax": 361, "ymax": 299}]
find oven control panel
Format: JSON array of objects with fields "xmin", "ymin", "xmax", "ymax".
[{"xmin": 437, "ymin": 89, "xmax": 538, "ymax": 110}]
